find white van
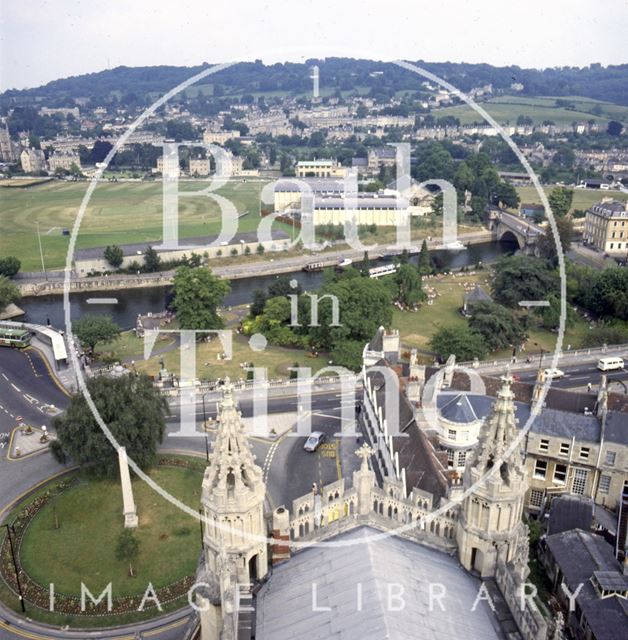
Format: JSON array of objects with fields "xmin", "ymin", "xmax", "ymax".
[{"xmin": 597, "ymin": 357, "xmax": 624, "ymax": 371}]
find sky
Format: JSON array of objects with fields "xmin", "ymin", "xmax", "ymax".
[{"xmin": 0, "ymin": 0, "xmax": 626, "ymax": 91}]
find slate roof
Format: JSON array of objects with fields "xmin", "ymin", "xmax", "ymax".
[
  {"xmin": 547, "ymin": 495, "xmax": 594, "ymax": 535},
  {"xmin": 463, "ymin": 284, "xmax": 492, "ymax": 306},
  {"xmin": 256, "ymin": 526, "xmax": 502, "ymax": 640},
  {"xmin": 367, "ymin": 362, "xmax": 449, "ymax": 500},
  {"xmin": 545, "ymin": 529, "xmax": 628, "ymax": 640},
  {"xmin": 440, "ymin": 394, "xmax": 480, "ymax": 424},
  {"xmin": 435, "ymin": 393, "xmax": 628, "ymax": 446}
]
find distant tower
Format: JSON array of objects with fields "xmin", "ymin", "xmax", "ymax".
[
  {"xmin": 198, "ymin": 379, "xmax": 268, "ymax": 639},
  {"xmin": 456, "ymin": 374, "xmax": 528, "ymax": 576},
  {"xmin": 0, "ymin": 123, "xmax": 16, "ymax": 163}
]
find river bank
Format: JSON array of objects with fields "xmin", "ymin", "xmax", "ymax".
[
  {"xmin": 16, "ymin": 230, "xmax": 495, "ymax": 297},
  {"xmin": 18, "ymin": 238, "xmax": 513, "ymax": 329}
]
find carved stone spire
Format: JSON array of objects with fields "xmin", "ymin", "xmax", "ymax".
[
  {"xmin": 472, "ymin": 373, "xmax": 524, "ymax": 483},
  {"xmin": 204, "ymin": 378, "xmax": 264, "ymax": 503},
  {"xmin": 201, "ymin": 378, "xmax": 268, "ymax": 590},
  {"xmin": 456, "ymin": 373, "xmax": 529, "ymax": 577}
]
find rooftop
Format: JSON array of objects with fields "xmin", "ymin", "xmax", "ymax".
[{"xmin": 256, "ymin": 526, "xmax": 502, "ymax": 640}]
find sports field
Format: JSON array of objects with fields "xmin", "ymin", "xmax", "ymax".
[
  {"xmin": 515, "ymin": 185, "xmax": 627, "ymax": 213},
  {"xmin": 0, "ymin": 178, "xmax": 272, "ymax": 270},
  {"xmin": 431, "ymin": 94, "xmax": 628, "ymax": 126}
]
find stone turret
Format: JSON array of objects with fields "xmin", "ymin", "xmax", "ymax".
[
  {"xmin": 199, "ymin": 379, "xmax": 268, "ymax": 639},
  {"xmin": 456, "ymin": 374, "xmax": 528, "ymax": 576}
]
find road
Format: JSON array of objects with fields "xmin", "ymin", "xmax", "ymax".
[
  {"xmin": 0, "ymin": 364, "xmax": 361, "ymax": 639},
  {"xmin": 510, "ymin": 359, "xmax": 628, "ymax": 391}
]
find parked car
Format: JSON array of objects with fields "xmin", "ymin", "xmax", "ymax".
[
  {"xmin": 304, "ymin": 431, "xmax": 327, "ymax": 452},
  {"xmin": 543, "ymin": 368, "xmax": 565, "ymax": 379}
]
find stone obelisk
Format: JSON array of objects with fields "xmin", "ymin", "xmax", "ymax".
[{"xmin": 118, "ymin": 446, "xmax": 138, "ymax": 528}]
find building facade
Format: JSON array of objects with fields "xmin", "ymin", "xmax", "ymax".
[
  {"xmin": 20, "ymin": 148, "xmax": 46, "ymax": 174},
  {"xmin": 583, "ymin": 198, "xmax": 628, "ymax": 255}
]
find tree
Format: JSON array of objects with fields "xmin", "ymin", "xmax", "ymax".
[
  {"xmin": 607, "ymin": 121, "xmax": 624, "ymax": 136},
  {"xmin": 143, "ymin": 246, "xmax": 161, "ymax": 272},
  {"xmin": 116, "ymin": 529, "xmax": 140, "ymax": 577},
  {"xmin": 537, "ymin": 216, "xmax": 573, "ymax": 266},
  {"xmin": 492, "ymin": 255, "xmax": 559, "ymax": 308},
  {"xmin": 360, "ymin": 251, "xmax": 371, "ymax": 277},
  {"xmin": 387, "ymin": 264, "xmax": 426, "ymax": 307},
  {"xmin": 256, "ymin": 243, "xmax": 265, "ymax": 255},
  {"xmin": 73, "ymin": 315, "xmax": 121, "ymax": 352},
  {"xmin": 308, "ymin": 277, "xmax": 392, "ymax": 352},
  {"xmin": 103, "ymin": 245, "xmax": 124, "ymax": 269},
  {"xmin": 430, "ymin": 325, "xmax": 488, "ymax": 361},
  {"xmin": 418, "ymin": 239, "xmax": 432, "ymax": 275},
  {"xmin": 250, "ymin": 289, "xmax": 267, "ymax": 317},
  {"xmin": 0, "ymin": 256, "xmax": 21, "ymax": 277},
  {"xmin": 0, "ymin": 276, "xmax": 20, "ymax": 313},
  {"xmin": 52, "ymin": 375, "xmax": 169, "ymax": 477},
  {"xmin": 268, "ymin": 276, "xmax": 301, "ymax": 298},
  {"xmin": 491, "ymin": 181, "xmax": 520, "ymax": 209},
  {"xmin": 330, "ymin": 340, "xmax": 364, "ymax": 371},
  {"xmin": 468, "ymin": 301, "xmax": 528, "ymax": 352},
  {"xmin": 547, "ymin": 187, "xmax": 573, "ymax": 218},
  {"xmin": 171, "ymin": 266, "xmax": 230, "ymax": 330}
]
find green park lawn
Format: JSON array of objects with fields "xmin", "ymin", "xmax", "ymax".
[
  {"xmin": 392, "ymin": 271, "xmax": 592, "ymax": 359},
  {"xmin": 19, "ymin": 464, "xmax": 203, "ymax": 598},
  {"xmin": 0, "ymin": 178, "xmax": 282, "ymax": 270}
]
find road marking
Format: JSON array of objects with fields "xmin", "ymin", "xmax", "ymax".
[
  {"xmin": 86, "ymin": 297, "xmax": 119, "ymax": 304},
  {"xmin": 1, "ymin": 373, "xmax": 8, "ymax": 381},
  {"xmin": 518, "ymin": 300, "xmax": 550, "ymax": 307},
  {"xmin": 11, "ymin": 384, "xmax": 20, "ymax": 393}
]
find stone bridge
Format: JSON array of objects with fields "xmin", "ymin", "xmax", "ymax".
[{"xmin": 491, "ymin": 210, "xmax": 545, "ymax": 254}]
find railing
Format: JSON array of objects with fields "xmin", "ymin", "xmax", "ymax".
[{"xmin": 458, "ymin": 342, "xmax": 628, "ymax": 372}]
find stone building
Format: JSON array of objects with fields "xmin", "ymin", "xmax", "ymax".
[
  {"xmin": 583, "ymin": 198, "xmax": 628, "ymax": 255},
  {"xmin": 196, "ymin": 376, "xmax": 548, "ymax": 639},
  {"xmin": 20, "ymin": 148, "xmax": 46, "ymax": 174},
  {"xmin": 48, "ymin": 152, "xmax": 81, "ymax": 172}
]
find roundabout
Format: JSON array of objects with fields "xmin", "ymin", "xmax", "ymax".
[{"xmin": 0, "ymin": 456, "xmax": 205, "ymax": 629}]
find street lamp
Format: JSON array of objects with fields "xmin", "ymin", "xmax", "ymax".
[
  {"xmin": 240, "ymin": 239, "xmax": 245, "ymax": 255},
  {"xmin": 3, "ymin": 524, "xmax": 25, "ymax": 612}
]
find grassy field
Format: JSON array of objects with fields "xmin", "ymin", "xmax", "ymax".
[
  {"xmin": 20, "ymin": 464, "xmax": 203, "ymax": 597},
  {"xmin": 0, "ymin": 179, "xmax": 277, "ymax": 270},
  {"xmin": 431, "ymin": 94, "xmax": 628, "ymax": 126},
  {"xmin": 515, "ymin": 185, "xmax": 627, "ymax": 213},
  {"xmin": 391, "ymin": 271, "xmax": 591, "ymax": 358}
]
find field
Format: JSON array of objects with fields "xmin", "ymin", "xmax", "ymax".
[
  {"xmin": 515, "ymin": 185, "xmax": 627, "ymax": 213},
  {"xmin": 431, "ymin": 94, "xmax": 628, "ymax": 126},
  {"xmin": 0, "ymin": 178, "xmax": 275, "ymax": 270}
]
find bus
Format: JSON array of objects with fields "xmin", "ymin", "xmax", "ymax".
[{"xmin": 0, "ymin": 327, "xmax": 31, "ymax": 349}]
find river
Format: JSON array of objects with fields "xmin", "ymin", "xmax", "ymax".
[{"xmin": 18, "ymin": 241, "xmax": 515, "ymax": 329}]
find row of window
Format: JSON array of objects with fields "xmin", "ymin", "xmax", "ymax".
[
  {"xmin": 537, "ymin": 438, "xmax": 617, "ymax": 465},
  {"xmin": 529, "ymin": 473, "xmax": 613, "ymax": 508},
  {"xmin": 447, "ymin": 429, "xmax": 470, "ymax": 442}
]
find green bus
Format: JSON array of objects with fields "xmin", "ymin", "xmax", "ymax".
[{"xmin": 0, "ymin": 327, "xmax": 31, "ymax": 349}]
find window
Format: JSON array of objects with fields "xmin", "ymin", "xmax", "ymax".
[
  {"xmin": 599, "ymin": 475, "xmax": 611, "ymax": 494},
  {"xmin": 448, "ymin": 429, "xmax": 456, "ymax": 441},
  {"xmin": 461, "ymin": 431, "xmax": 469, "ymax": 442},
  {"xmin": 606, "ymin": 451, "xmax": 616, "ymax": 466},
  {"xmin": 579, "ymin": 447, "xmax": 590, "ymax": 460},
  {"xmin": 447, "ymin": 449, "xmax": 455, "ymax": 468},
  {"xmin": 458, "ymin": 451, "xmax": 467, "ymax": 467},
  {"xmin": 572, "ymin": 468, "xmax": 588, "ymax": 495},
  {"xmin": 559, "ymin": 442, "xmax": 570, "ymax": 456},
  {"xmin": 529, "ymin": 489, "xmax": 544, "ymax": 508},
  {"xmin": 554, "ymin": 464, "xmax": 567, "ymax": 484},
  {"xmin": 538, "ymin": 439, "xmax": 549, "ymax": 453},
  {"xmin": 534, "ymin": 459, "xmax": 548, "ymax": 479}
]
